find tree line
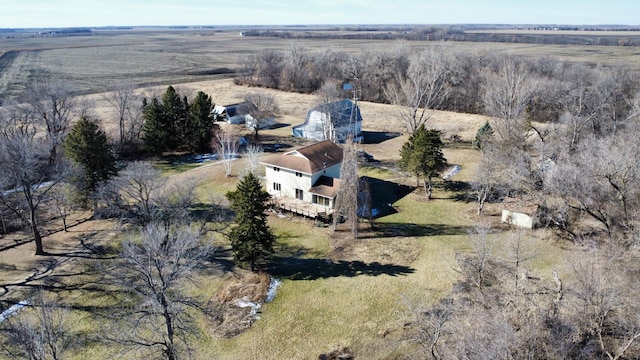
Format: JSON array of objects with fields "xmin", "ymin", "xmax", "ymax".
[
  {"xmin": 242, "ymin": 27, "xmax": 640, "ymax": 46},
  {"xmin": 236, "ymin": 43, "xmax": 639, "ymax": 126}
]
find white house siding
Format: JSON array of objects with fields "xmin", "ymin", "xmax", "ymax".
[
  {"xmin": 295, "ymin": 111, "xmax": 329, "ymax": 141},
  {"xmin": 265, "ymin": 167, "xmax": 312, "ymax": 201},
  {"xmin": 310, "ymin": 164, "xmax": 341, "ymax": 185},
  {"xmin": 265, "ymin": 163, "xmax": 341, "ymax": 204}
]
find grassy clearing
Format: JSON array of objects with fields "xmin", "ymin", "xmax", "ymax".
[
  {"xmin": 154, "ymin": 161, "xmax": 202, "ymax": 175},
  {"xmin": 360, "ymin": 165, "xmax": 398, "ymax": 180}
]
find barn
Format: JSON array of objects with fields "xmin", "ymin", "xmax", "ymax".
[{"xmin": 292, "ymin": 99, "xmax": 362, "ymax": 143}]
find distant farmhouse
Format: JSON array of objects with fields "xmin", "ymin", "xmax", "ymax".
[
  {"xmin": 292, "ymin": 99, "xmax": 362, "ymax": 143},
  {"xmin": 212, "ymin": 103, "xmax": 276, "ymax": 129},
  {"xmin": 261, "ymin": 140, "xmax": 343, "ymax": 218}
]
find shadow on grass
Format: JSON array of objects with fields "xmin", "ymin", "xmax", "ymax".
[
  {"xmin": 0, "ymin": 237, "xmax": 33, "ymax": 253},
  {"xmin": 0, "ymin": 257, "xmax": 115, "ymax": 303},
  {"xmin": 436, "ymin": 180, "xmax": 475, "ymax": 203},
  {"xmin": 204, "ymin": 247, "xmax": 236, "ymax": 275},
  {"xmin": 362, "ymin": 222, "xmax": 474, "ymax": 238},
  {"xmin": 45, "ymin": 231, "xmax": 119, "ymax": 260},
  {"xmin": 362, "ymin": 131, "xmax": 402, "ymax": 144},
  {"xmin": 362, "ymin": 176, "xmax": 415, "ymax": 219},
  {"xmin": 268, "ymin": 122, "xmax": 291, "ymax": 130},
  {"xmin": 268, "ymin": 257, "xmax": 414, "ymax": 280}
]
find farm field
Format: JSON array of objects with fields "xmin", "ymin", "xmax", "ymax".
[
  {"xmin": 0, "ymin": 28, "xmax": 636, "ymax": 358},
  {"xmin": 3, "ymin": 27, "xmax": 640, "ymax": 103}
]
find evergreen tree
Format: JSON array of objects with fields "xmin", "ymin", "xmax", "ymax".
[
  {"xmin": 187, "ymin": 91, "xmax": 217, "ymax": 153},
  {"xmin": 161, "ymin": 86, "xmax": 187, "ymax": 151},
  {"xmin": 226, "ymin": 173, "xmax": 275, "ymax": 271},
  {"xmin": 472, "ymin": 121, "xmax": 494, "ymax": 150},
  {"xmin": 63, "ymin": 117, "xmax": 118, "ymax": 207},
  {"xmin": 142, "ymin": 86, "xmax": 189, "ymax": 154},
  {"xmin": 399, "ymin": 124, "xmax": 447, "ymax": 199},
  {"xmin": 142, "ymin": 97, "xmax": 169, "ymax": 154}
]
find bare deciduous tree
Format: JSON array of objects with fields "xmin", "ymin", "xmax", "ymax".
[
  {"xmin": 23, "ymin": 80, "xmax": 77, "ymax": 163},
  {"xmin": 453, "ymin": 223, "xmax": 495, "ymax": 293},
  {"xmin": 282, "ymin": 44, "xmax": 313, "ymax": 92},
  {"xmin": 49, "ymin": 184, "xmax": 74, "ymax": 232},
  {"xmin": 242, "ymin": 143, "xmax": 263, "ymax": 177},
  {"xmin": 76, "ymin": 96, "xmax": 96, "ymax": 121},
  {"xmin": 333, "ymin": 138, "xmax": 359, "ymax": 238},
  {"xmin": 96, "ymin": 161, "xmax": 159, "ymax": 222},
  {"xmin": 472, "ymin": 140, "xmax": 536, "ymax": 216},
  {"xmin": 401, "ymin": 295, "xmax": 452, "ymax": 360},
  {"xmin": 257, "ymin": 50, "xmax": 284, "ymax": 89},
  {"xmin": 385, "ymin": 45, "xmax": 453, "ymax": 133},
  {"xmin": 559, "ymin": 64, "xmax": 602, "ymax": 149},
  {"xmin": 96, "ymin": 161, "xmax": 200, "ymax": 227},
  {"xmin": 105, "ymin": 80, "xmax": 139, "ymax": 153},
  {"xmin": 570, "ymin": 255, "xmax": 640, "ymax": 360},
  {"xmin": 107, "ymin": 223, "xmax": 210, "ymax": 360},
  {"xmin": 240, "ymin": 91, "xmax": 279, "ymax": 141},
  {"xmin": 212, "ymin": 131, "xmax": 240, "ymax": 177},
  {"xmin": 546, "ymin": 132, "xmax": 640, "ymax": 242},
  {"xmin": 0, "ymin": 108, "xmax": 64, "ymax": 255},
  {"xmin": 0, "ymin": 290, "xmax": 74, "ymax": 360},
  {"xmin": 482, "ymin": 56, "xmax": 539, "ymax": 145},
  {"xmin": 504, "ymin": 230, "xmax": 538, "ymax": 297},
  {"xmin": 237, "ymin": 54, "xmax": 259, "ymax": 85}
]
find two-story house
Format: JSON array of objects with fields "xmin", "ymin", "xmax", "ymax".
[{"xmin": 261, "ymin": 140, "xmax": 343, "ymax": 217}]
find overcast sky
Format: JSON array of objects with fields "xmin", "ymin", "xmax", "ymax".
[{"xmin": 1, "ymin": 0, "xmax": 637, "ymax": 28}]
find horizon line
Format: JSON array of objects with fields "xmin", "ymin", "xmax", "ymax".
[{"xmin": 2, "ymin": 23, "xmax": 640, "ymax": 31}]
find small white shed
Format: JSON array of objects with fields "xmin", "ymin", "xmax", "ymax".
[{"xmin": 501, "ymin": 196, "xmax": 539, "ymax": 229}]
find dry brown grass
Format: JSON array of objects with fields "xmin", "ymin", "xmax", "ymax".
[{"xmin": 0, "ymin": 212, "xmax": 120, "ymax": 300}]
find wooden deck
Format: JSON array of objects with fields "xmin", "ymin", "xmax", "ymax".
[{"xmin": 270, "ymin": 196, "xmax": 334, "ymax": 220}]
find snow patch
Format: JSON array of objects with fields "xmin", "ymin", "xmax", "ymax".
[
  {"xmin": 234, "ymin": 296, "xmax": 261, "ymax": 320},
  {"xmin": 232, "ymin": 277, "xmax": 282, "ymax": 323},
  {"xmin": 442, "ymin": 165, "xmax": 461, "ymax": 180},
  {"xmin": 265, "ymin": 277, "xmax": 282, "ymax": 303},
  {"xmin": 0, "ymin": 300, "xmax": 31, "ymax": 323}
]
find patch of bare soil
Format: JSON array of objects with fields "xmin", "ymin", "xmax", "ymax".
[
  {"xmin": 318, "ymin": 346, "xmax": 354, "ymax": 360},
  {"xmin": 206, "ymin": 270, "xmax": 271, "ymax": 338}
]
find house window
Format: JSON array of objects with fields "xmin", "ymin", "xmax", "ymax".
[
  {"xmin": 313, "ymin": 195, "xmax": 330, "ymax": 206},
  {"xmin": 273, "ymin": 183, "xmax": 281, "ymax": 191},
  {"xmin": 273, "ymin": 166, "xmax": 280, "ymax": 172},
  {"xmin": 295, "ymin": 189, "xmax": 304, "ymax": 200},
  {"xmin": 295, "ymin": 172, "xmax": 302, "ymax": 177}
]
